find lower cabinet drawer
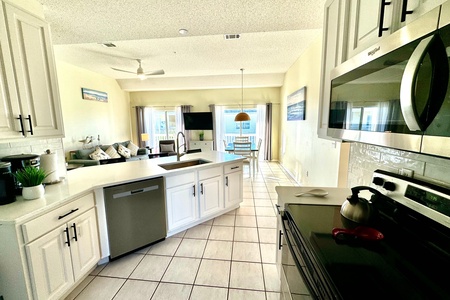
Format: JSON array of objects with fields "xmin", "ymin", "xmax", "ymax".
[{"xmin": 22, "ymin": 192, "xmax": 95, "ymax": 243}]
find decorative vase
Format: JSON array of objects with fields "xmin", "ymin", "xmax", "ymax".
[{"xmin": 22, "ymin": 184, "xmax": 45, "ymax": 200}]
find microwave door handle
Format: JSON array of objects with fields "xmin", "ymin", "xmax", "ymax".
[
  {"xmin": 400, "ymin": 36, "xmax": 433, "ymax": 131},
  {"xmin": 400, "ymin": 35, "xmax": 449, "ymax": 131}
]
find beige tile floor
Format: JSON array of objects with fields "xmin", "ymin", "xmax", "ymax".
[{"xmin": 66, "ymin": 161, "xmax": 298, "ymax": 300}]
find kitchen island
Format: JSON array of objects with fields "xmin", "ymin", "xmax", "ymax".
[{"xmin": 0, "ymin": 151, "xmax": 244, "ymax": 300}]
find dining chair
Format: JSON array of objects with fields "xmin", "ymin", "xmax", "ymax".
[
  {"xmin": 235, "ymin": 136, "xmax": 249, "ymax": 143},
  {"xmin": 233, "ymin": 141, "xmax": 253, "ymax": 176}
]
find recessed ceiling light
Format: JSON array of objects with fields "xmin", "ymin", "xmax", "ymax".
[
  {"xmin": 101, "ymin": 42, "xmax": 116, "ymax": 48},
  {"xmin": 178, "ymin": 28, "xmax": 189, "ymax": 35}
]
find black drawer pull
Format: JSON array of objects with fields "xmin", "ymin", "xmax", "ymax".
[
  {"xmin": 64, "ymin": 227, "xmax": 70, "ymax": 247},
  {"xmin": 16, "ymin": 115, "xmax": 25, "ymax": 135},
  {"xmin": 231, "ymin": 166, "xmax": 239, "ymax": 170},
  {"xmin": 58, "ymin": 208, "xmax": 79, "ymax": 220},
  {"xmin": 71, "ymin": 223, "xmax": 78, "ymax": 241},
  {"xmin": 378, "ymin": 0, "xmax": 392, "ymax": 37},
  {"xmin": 400, "ymin": 0, "xmax": 413, "ymax": 22},
  {"xmin": 25, "ymin": 115, "xmax": 33, "ymax": 135}
]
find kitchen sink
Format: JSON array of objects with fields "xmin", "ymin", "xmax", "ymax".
[{"xmin": 158, "ymin": 159, "xmax": 211, "ymax": 170}]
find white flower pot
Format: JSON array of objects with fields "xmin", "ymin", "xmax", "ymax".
[{"xmin": 22, "ymin": 184, "xmax": 45, "ymax": 200}]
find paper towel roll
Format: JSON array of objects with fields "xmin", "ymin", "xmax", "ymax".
[{"xmin": 40, "ymin": 153, "xmax": 59, "ymax": 183}]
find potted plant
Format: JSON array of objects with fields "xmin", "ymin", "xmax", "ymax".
[
  {"xmin": 14, "ymin": 167, "xmax": 49, "ymax": 200},
  {"xmin": 199, "ymin": 131, "xmax": 204, "ymax": 141}
]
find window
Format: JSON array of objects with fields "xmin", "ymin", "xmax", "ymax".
[
  {"xmin": 142, "ymin": 108, "xmax": 178, "ymax": 148},
  {"xmin": 214, "ymin": 105, "xmax": 266, "ymax": 153}
]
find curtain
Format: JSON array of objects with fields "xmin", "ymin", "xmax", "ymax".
[
  {"xmin": 210, "ymin": 105, "xmax": 225, "ymax": 151},
  {"xmin": 136, "ymin": 106, "xmax": 146, "ymax": 147},
  {"xmin": 264, "ymin": 103, "xmax": 272, "ymax": 160},
  {"xmin": 209, "ymin": 104, "xmax": 216, "ymax": 150}
]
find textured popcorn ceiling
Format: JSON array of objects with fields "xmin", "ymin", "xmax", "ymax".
[{"xmin": 40, "ymin": 0, "xmax": 326, "ymax": 91}]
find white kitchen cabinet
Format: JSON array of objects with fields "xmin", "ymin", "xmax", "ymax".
[
  {"xmin": 166, "ymin": 172, "xmax": 197, "ymax": 232},
  {"xmin": 189, "ymin": 140, "xmax": 213, "ymax": 152},
  {"xmin": 198, "ymin": 166, "xmax": 223, "ymax": 218},
  {"xmin": 318, "ymin": 0, "xmax": 349, "ymax": 139},
  {"xmin": 26, "ymin": 223, "xmax": 73, "ymax": 300},
  {"xmin": 346, "ymin": 0, "xmax": 445, "ymax": 59},
  {"xmin": 25, "ymin": 207, "xmax": 100, "ymax": 300},
  {"xmin": 224, "ymin": 161, "xmax": 243, "ymax": 208},
  {"xmin": 0, "ymin": 1, "xmax": 64, "ymax": 140}
]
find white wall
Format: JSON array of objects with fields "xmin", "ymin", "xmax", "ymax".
[
  {"xmin": 56, "ymin": 61, "xmax": 132, "ymax": 157},
  {"xmin": 278, "ymin": 36, "xmax": 342, "ymax": 187}
]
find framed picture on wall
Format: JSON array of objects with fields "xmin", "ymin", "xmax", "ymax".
[
  {"xmin": 287, "ymin": 86, "xmax": 306, "ymax": 121},
  {"xmin": 81, "ymin": 88, "xmax": 108, "ymax": 102}
]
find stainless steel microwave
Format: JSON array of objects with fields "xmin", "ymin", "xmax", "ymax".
[{"xmin": 328, "ymin": 4, "xmax": 450, "ymax": 158}]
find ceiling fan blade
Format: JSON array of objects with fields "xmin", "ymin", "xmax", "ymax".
[
  {"xmin": 145, "ymin": 69, "xmax": 165, "ymax": 76},
  {"xmin": 111, "ymin": 67, "xmax": 136, "ymax": 74}
]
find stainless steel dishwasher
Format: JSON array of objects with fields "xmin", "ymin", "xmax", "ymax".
[{"xmin": 103, "ymin": 177, "xmax": 166, "ymax": 259}]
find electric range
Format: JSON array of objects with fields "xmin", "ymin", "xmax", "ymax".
[{"xmin": 277, "ymin": 170, "xmax": 450, "ymax": 299}]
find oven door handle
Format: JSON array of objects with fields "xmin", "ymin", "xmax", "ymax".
[{"xmin": 400, "ymin": 34, "xmax": 449, "ymax": 131}]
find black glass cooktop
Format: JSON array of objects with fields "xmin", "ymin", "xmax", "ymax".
[{"xmin": 285, "ymin": 203, "xmax": 450, "ymax": 300}]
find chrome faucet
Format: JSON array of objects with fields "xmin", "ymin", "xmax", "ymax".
[{"xmin": 176, "ymin": 131, "xmax": 186, "ymax": 161}]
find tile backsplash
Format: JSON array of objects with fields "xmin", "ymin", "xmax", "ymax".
[
  {"xmin": 347, "ymin": 142, "xmax": 450, "ymax": 188},
  {"xmin": 0, "ymin": 138, "xmax": 67, "ymax": 179}
]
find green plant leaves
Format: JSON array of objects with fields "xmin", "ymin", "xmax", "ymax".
[{"xmin": 13, "ymin": 167, "xmax": 49, "ymax": 187}]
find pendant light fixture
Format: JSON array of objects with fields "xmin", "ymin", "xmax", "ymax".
[{"xmin": 234, "ymin": 68, "xmax": 251, "ymax": 122}]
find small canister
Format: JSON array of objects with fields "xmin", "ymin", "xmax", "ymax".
[{"xmin": 0, "ymin": 162, "xmax": 16, "ymax": 205}]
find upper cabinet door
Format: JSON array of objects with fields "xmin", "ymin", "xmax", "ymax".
[
  {"xmin": 5, "ymin": 3, "xmax": 64, "ymax": 138},
  {"xmin": 0, "ymin": 4, "xmax": 22, "ymax": 139},
  {"xmin": 346, "ymin": 0, "xmax": 393, "ymax": 59},
  {"xmin": 345, "ymin": 0, "xmax": 445, "ymax": 60}
]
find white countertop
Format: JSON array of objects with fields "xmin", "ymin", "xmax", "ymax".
[
  {"xmin": 0, "ymin": 151, "xmax": 243, "ymax": 224},
  {"xmin": 275, "ymin": 186, "xmax": 351, "ymax": 207}
]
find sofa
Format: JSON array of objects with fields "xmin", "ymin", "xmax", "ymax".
[{"xmin": 68, "ymin": 141, "xmax": 149, "ymax": 167}]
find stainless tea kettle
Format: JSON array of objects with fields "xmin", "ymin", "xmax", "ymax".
[{"xmin": 341, "ymin": 186, "xmax": 381, "ymax": 225}]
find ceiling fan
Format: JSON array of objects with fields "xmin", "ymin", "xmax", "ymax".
[{"xmin": 111, "ymin": 59, "xmax": 165, "ymax": 80}]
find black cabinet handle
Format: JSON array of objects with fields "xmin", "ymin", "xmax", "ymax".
[
  {"xmin": 25, "ymin": 115, "xmax": 33, "ymax": 135},
  {"xmin": 193, "ymin": 185, "xmax": 196, "ymax": 196},
  {"xmin": 16, "ymin": 115, "xmax": 25, "ymax": 135},
  {"xmin": 71, "ymin": 223, "xmax": 78, "ymax": 241},
  {"xmin": 278, "ymin": 230, "xmax": 283, "ymax": 250},
  {"xmin": 378, "ymin": 0, "xmax": 392, "ymax": 37},
  {"xmin": 231, "ymin": 166, "xmax": 239, "ymax": 170},
  {"xmin": 225, "ymin": 176, "xmax": 229, "ymax": 186},
  {"xmin": 200, "ymin": 183, "xmax": 204, "ymax": 195},
  {"xmin": 64, "ymin": 227, "xmax": 71, "ymax": 247},
  {"xmin": 400, "ymin": 0, "xmax": 413, "ymax": 22},
  {"xmin": 58, "ymin": 208, "xmax": 79, "ymax": 220}
]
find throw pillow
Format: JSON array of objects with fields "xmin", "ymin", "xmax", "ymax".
[
  {"xmin": 127, "ymin": 141, "xmax": 140, "ymax": 156},
  {"xmin": 117, "ymin": 144, "xmax": 131, "ymax": 158},
  {"xmin": 105, "ymin": 145, "xmax": 121, "ymax": 158},
  {"xmin": 89, "ymin": 146, "xmax": 110, "ymax": 160},
  {"xmin": 161, "ymin": 144, "xmax": 174, "ymax": 152}
]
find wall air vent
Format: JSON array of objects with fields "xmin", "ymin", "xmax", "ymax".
[{"xmin": 224, "ymin": 34, "xmax": 241, "ymax": 40}]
